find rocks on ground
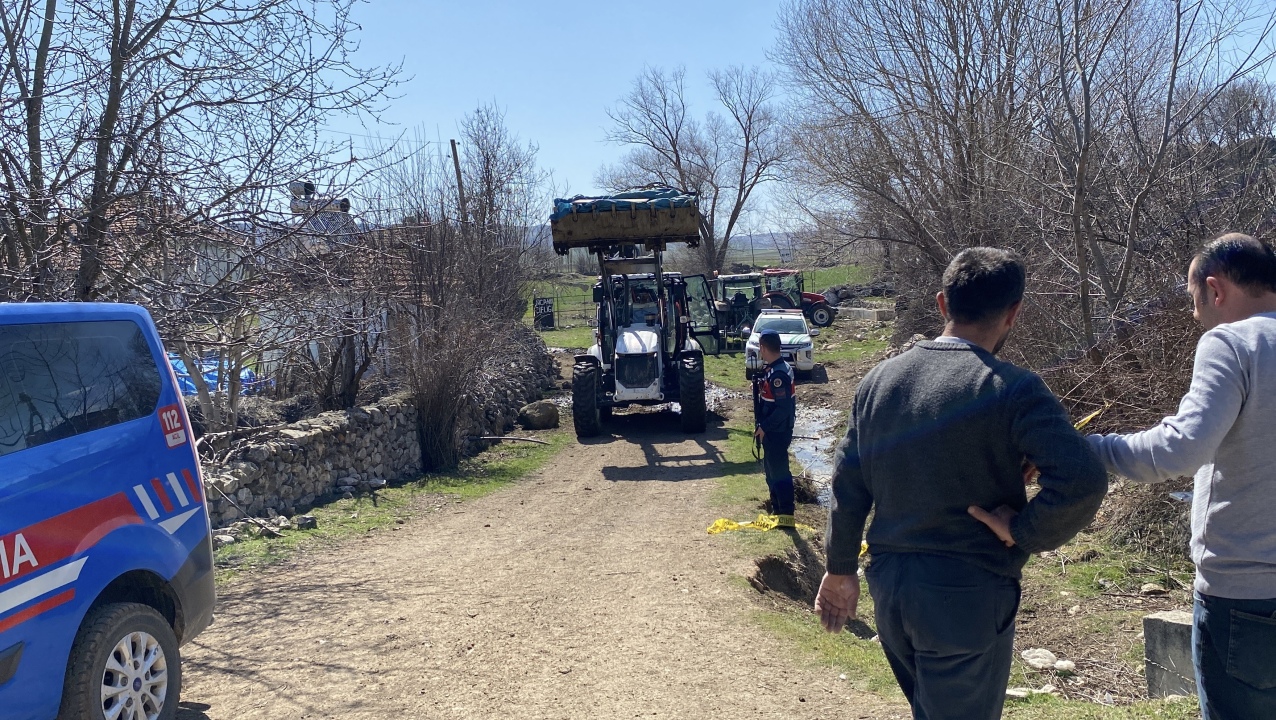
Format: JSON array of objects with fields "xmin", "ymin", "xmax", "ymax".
[{"xmin": 518, "ymin": 400, "xmax": 560, "ymax": 430}]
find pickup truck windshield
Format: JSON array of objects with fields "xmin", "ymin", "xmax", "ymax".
[{"xmin": 754, "ymin": 318, "xmax": 807, "ymax": 335}]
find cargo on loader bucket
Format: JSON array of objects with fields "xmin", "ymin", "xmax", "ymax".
[
  {"xmin": 550, "ymin": 188, "xmax": 701, "ymax": 254},
  {"xmin": 549, "ymin": 188, "xmax": 721, "ymax": 439}
]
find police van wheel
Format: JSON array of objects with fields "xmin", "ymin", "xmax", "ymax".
[
  {"xmin": 679, "ymin": 352, "xmax": 706, "ymax": 434},
  {"xmin": 59, "ymin": 602, "xmax": 181, "ymax": 720},
  {"xmin": 572, "ymin": 363, "xmax": 603, "ymax": 438}
]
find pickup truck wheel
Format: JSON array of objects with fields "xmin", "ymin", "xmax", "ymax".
[
  {"xmin": 59, "ymin": 602, "xmax": 180, "ymax": 720},
  {"xmin": 572, "ymin": 362, "xmax": 603, "ymax": 438}
]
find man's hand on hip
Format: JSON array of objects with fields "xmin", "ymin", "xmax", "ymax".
[
  {"xmin": 815, "ymin": 572, "xmax": 860, "ymax": 633},
  {"xmin": 968, "ymin": 505, "xmax": 1019, "ymax": 547}
]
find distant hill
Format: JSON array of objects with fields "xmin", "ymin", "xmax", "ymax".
[{"xmin": 725, "ymin": 232, "xmax": 795, "ymax": 265}]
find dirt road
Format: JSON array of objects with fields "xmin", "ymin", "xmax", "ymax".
[{"xmin": 179, "ymin": 413, "xmax": 903, "ymax": 719}]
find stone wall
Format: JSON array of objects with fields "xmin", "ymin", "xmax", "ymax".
[{"xmin": 202, "ymin": 327, "xmax": 557, "ymax": 528}]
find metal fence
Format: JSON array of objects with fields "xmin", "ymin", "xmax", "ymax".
[{"xmin": 529, "ymin": 290, "xmax": 595, "ymax": 329}]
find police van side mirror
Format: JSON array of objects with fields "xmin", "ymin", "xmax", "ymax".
[
  {"xmin": 810, "ymin": 328, "xmax": 821, "ymax": 337},
  {"xmin": 741, "ymin": 327, "xmax": 751, "ymax": 338}
]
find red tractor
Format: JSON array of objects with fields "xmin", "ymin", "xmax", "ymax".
[{"xmin": 761, "ymin": 268, "xmax": 836, "ymax": 327}]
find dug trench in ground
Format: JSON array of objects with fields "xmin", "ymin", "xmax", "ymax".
[{"xmin": 178, "ymin": 407, "xmax": 907, "ymax": 719}]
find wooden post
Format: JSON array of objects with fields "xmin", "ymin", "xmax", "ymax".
[{"xmin": 450, "ymin": 138, "xmax": 468, "ymax": 224}]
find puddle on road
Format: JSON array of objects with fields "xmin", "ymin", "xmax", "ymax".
[{"xmin": 791, "ymin": 407, "xmax": 844, "ymax": 504}]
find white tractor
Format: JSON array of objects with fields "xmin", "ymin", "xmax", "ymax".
[{"xmin": 551, "ymin": 189, "xmax": 722, "ymax": 438}]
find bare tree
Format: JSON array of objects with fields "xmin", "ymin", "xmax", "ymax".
[
  {"xmin": 361, "ymin": 106, "xmax": 545, "ymax": 470},
  {"xmin": 777, "ymin": 0, "xmax": 1276, "ymax": 354},
  {"xmin": 599, "ymin": 65, "xmax": 785, "ymax": 273},
  {"xmin": 0, "ymin": 0, "xmax": 397, "ymax": 302},
  {"xmin": 1031, "ymin": 0, "xmax": 1276, "ymax": 352}
]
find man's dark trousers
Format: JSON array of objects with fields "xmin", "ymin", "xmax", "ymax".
[
  {"xmin": 1194, "ymin": 592, "xmax": 1276, "ymax": 719},
  {"xmin": 762, "ymin": 433, "xmax": 795, "ymax": 516},
  {"xmin": 866, "ymin": 552, "xmax": 1021, "ymax": 720}
]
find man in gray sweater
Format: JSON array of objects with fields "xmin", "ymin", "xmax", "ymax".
[
  {"xmin": 1088, "ymin": 233, "xmax": 1276, "ymax": 720},
  {"xmin": 815, "ymin": 248, "xmax": 1108, "ymax": 720}
]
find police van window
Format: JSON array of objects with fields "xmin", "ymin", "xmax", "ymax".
[{"xmin": 0, "ymin": 320, "xmax": 162, "ymax": 458}]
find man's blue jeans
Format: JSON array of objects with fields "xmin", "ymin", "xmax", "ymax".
[
  {"xmin": 1193, "ymin": 592, "xmax": 1276, "ymax": 720},
  {"xmin": 867, "ymin": 553, "xmax": 1021, "ymax": 720},
  {"xmin": 762, "ymin": 433, "xmax": 794, "ymax": 516}
]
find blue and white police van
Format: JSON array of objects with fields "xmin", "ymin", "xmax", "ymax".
[{"xmin": 0, "ymin": 304, "xmax": 214, "ymax": 720}]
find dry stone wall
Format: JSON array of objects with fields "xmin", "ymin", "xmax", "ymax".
[{"xmin": 202, "ymin": 327, "xmax": 557, "ymax": 528}]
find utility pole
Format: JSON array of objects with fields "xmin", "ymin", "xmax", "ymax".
[{"xmin": 450, "ymin": 139, "xmax": 468, "ymax": 225}]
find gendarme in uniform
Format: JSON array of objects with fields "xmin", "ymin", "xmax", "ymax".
[{"xmin": 753, "ymin": 331, "xmax": 797, "ymax": 522}]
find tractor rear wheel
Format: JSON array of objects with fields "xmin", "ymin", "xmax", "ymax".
[
  {"xmin": 679, "ymin": 351, "xmax": 707, "ymax": 434},
  {"xmin": 809, "ymin": 303, "xmax": 834, "ymax": 327},
  {"xmin": 767, "ymin": 294, "xmax": 796, "ymax": 310},
  {"xmin": 572, "ymin": 361, "xmax": 603, "ymax": 438}
]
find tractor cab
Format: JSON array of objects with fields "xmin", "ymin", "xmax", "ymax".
[{"xmin": 712, "ymin": 273, "xmax": 765, "ymax": 344}]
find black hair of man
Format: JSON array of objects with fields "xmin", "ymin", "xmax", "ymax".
[
  {"xmin": 1191, "ymin": 233, "xmax": 1276, "ymax": 297},
  {"xmin": 758, "ymin": 331, "xmax": 782, "ymax": 354},
  {"xmin": 941, "ymin": 247, "xmax": 1027, "ymax": 325}
]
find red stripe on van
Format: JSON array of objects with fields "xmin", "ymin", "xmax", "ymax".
[
  {"xmin": 0, "ymin": 494, "xmax": 141, "ymax": 588},
  {"xmin": 182, "ymin": 468, "xmax": 202, "ymax": 503},
  {"xmin": 150, "ymin": 478, "xmax": 174, "ymax": 513},
  {"xmin": 0, "ymin": 589, "xmax": 75, "ymax": 633}
]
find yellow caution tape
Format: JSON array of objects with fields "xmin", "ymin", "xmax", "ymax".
[
  {"xmin": 704, "ymin": 516, "xmax": 870, "ymax": 561},
  {"xmin": 707, "ymin": 514, "xmax": 815, "ymax": 534}
]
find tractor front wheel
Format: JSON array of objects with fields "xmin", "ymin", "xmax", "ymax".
[
  {"xmin": 572, "ymin": 361, "xmax": 603, "ymax": 438},
  {"xmin": 679, "ymin": 352, "xmax": 707, "ymax": 434}
]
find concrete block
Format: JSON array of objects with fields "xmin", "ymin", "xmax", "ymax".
[
  {"xmin": 843, "ymin": 307, "xmax": 896, "ymax": 321},
  {"xmin": 1144, "ymin": 610, "xmax": 1196, "ymax": 699}
]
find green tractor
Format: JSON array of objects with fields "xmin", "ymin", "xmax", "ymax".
[{"xmin": 712, "ymin": 273, "xmax": 765, "ymax": 348}]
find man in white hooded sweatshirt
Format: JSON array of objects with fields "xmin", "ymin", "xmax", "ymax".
[{"xmin": 1088, "ymin": 233, "xmax": 1276, "ymax": 720}]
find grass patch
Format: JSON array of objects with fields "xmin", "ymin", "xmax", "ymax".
[
  {"xmin": 805, "ymin": 264, "xmax": 873, "ymax": 292},
  {"xmin": 1022, "ymin": 537, "xmax": 1193, "ymax": 601},
  {"xmin": 536, "ymin": 324, "xmax": 596, "ymax": 350},
  {"xmin": 705, "ymin": 352, "xmax": 750, "ymax": 391},
  {"xmin": 755, "ymin": 608, "xmax": 901, "ymax": 696},
  {"xmin": 703, "ymin": 413, "xmax": 806, "ymax": 556},
  {"xmin": 213, "ymin": 429, "xmax": 571, "ymax": 582},
  {"xmin": 819, "ymin": 338, "xmax": 889, "ymax": 365}
]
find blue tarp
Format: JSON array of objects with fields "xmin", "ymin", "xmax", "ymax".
[
  {"xmin": 167, "ymin": 352, "xmax": 270, "ymax": 397},
  {"xmin": 551, "ymin": 187, "xmax": 697, "ymax": 221}
]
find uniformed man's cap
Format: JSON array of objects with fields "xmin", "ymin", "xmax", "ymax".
[{"xmin": 758, "ymin": 329, "xmax": 782, "ymax": 352}]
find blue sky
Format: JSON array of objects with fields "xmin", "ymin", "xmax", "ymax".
[{"xmin": 323, "ymin": 0, "xmax": 787, "ymax": 199}]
